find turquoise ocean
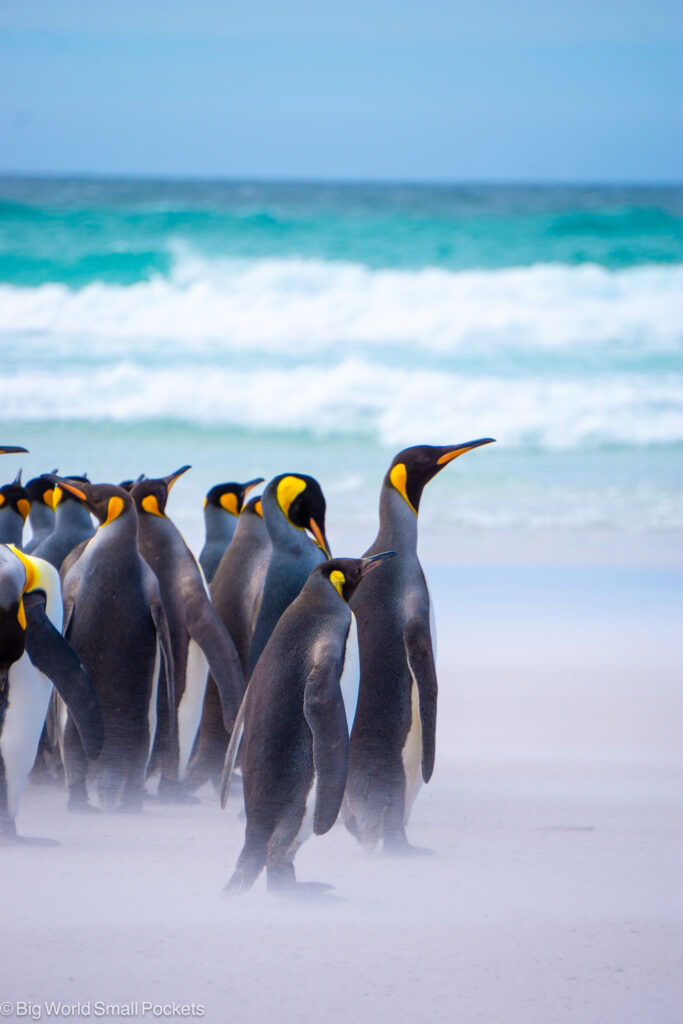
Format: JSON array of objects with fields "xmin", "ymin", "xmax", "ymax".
[{"xmin": 1, "ymin": 177, "xmax": 682, "ymax": 559}]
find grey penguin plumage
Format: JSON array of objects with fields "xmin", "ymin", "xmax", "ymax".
[
  {"xmin": 0, "ymin": 545, "xmax": 103, "ymax": 842},
  {"xmin": 343, "ymin": 439, "xmax": 494, "ymax": 853},
  {"xmin": 187, "ymin": 495, "xmax": 272, "ymax": 791},
  {"xmin": 222, "ymin": 552, "xmax": 396, "ymax": 893},
  {"xmin": 56, "ymin": 478, "xmax": 174, "ymax": 812},
  {"xmin": 33, "ymin": 475, "xmax": 95, "ymax": 569},
  {"xmin": 0, "ymin": 472, "xmax": 30, "ymax": 548},
  {"xmin": 24, "ymin": 476, "xmax": 57, "ymax": 554},
  {"xmin": 130, "ymin": 468, "xmax": 243, "ymax": 796},
  {"xmin": 199, "ymin": 478, "xmax": 264, "ymax": 583},
  {"xmin": 248, "ymin": 473, "xmax": 331, "ymax": 675}
]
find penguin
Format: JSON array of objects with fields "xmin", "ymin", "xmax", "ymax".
[
  {"xmin": 0, "ymin": 545, "xmax": 103, "ymax": 843},
  {"xmin": 342, "ymin": 440, "xmax": 495, "ymax": 854},
  {"xmin": 56, "ymin": 478, "xmax": 174, "ymax": 812},
  {"xmin": 248, "ymin": 473, "xmax": 331, "ymax": 674},
  {"xmin": 199, "ymin": 478, "xmax": 264, "ymax": 583},
  {"xmin": 187, "ymin": 495, "xmax": 272, "ymax": 791},
  {"xmin": 221, "ymin": 552, "xmax": 396, "ymax": 893},
  {"xmin": 24, "ymin": 475, "xmax": 57, "ymax": 554},
  {"xmin": 0, "ymin": 472, "xmax": 30, "ymax": 547},
  {"xmin": 33, "ymin": 475, "xmax": 95, "ymax": 569},
  {"xmin": 130, "ymin": 468, "xmax": 243, "ymax": 797}
]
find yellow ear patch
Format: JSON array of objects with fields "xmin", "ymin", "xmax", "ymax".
[
  {"xmin": 53, "ymin": 486, "xmax": 63, "ymax": 507},
  {"xmin": 0, "ymin": 494, "xmax": 5, "ymax": 507},
  {"xmin": 254, "ymin": 499, "xmax": 263, "ymax": 518},
  {"xmin": 220, "ymin": 492, "xmax": 239, "ymax": 516},
  {"xmin": 103, "ymin": 495, "xmax": 126, "ymax": 525},
  {"xmin": 17, "ymin": 498, "xmax": 30, "ymax": 521},
  {"xmin": 9, "ymin": 545, "xmax": 38, "ymax": 593},
  {"xmin": 329, "ymin": 570, "xmax": 346, "ymax": 599},
  {"xmin": 141, "ymin": 494, "xmax": 164, "ymax": 518},
  {"xmin": 389, "ymin": 463, "xmax": 417, "ymax": 514},
  {"xmin": 276, "ymin": 476, "xmax": 306, "ymax": 519},
  {"xmin": 43, "ymin": 488, "xmax": 55, "ymax": 510},
  {"xmin": 202, "ymin": 496, "xmax": 208, "ymax": 509}
]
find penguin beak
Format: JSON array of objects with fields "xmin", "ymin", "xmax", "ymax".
[
  {"xmin": 435, "ymin": 438, "xmax": 496, "ymax": 466},
  {"xmin": 164, "ymin": 465, "xmax": 191, "ymax": 491},
  {"xmin": 0, "ymin": 446, "xmax": 28, "ymax": 455},
  {"xmin": 309, "ymin": 518, "xmax": 331, "ymax": 559},
  {"xmin": 48, "ymin": 478, "xmax": 88, "ymax": 503},
  {"xmin": 360, "ymin": 551, "xmax": 397, "ymax": 577},
  {"xmin": 242, "ymin": 478, "xmax": 265, "ymax": 497}
]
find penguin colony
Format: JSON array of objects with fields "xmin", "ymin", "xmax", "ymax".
[{"xmin": 0, "ymin": 438, "xmax": 493, "ymax": 892}]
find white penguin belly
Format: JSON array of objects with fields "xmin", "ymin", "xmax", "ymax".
[
  {"xmin": 0, "ymin": 654, "xmax": 53, "ymax": 819},
  {"xmin": 176, "ymin": 638, "xmax": 209, "ymax": 780},
  {"xmin": 146, "ymin": 639, "xmax": 161, "ymax": 768},
  {"xmin": 338, "ymin": 612, "xmax": 360, "ymax": 734},
  {"xmin": 401, "ymin": 679, "xmax": 423, "ymax": 824},
  {"xmin": 294, "ymin": 777, "xmax": 317, "ymax": 847}
]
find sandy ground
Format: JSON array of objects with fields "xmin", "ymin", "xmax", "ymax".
[{"xmin": 2, "ymin": 557, "xmax": 682, "ymax": 1024}]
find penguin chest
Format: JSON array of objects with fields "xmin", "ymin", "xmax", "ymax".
[
  {"xmin": 176, "ymin": 638, "xmax": 209, "ymax": 780},
  {"xmin": 0, "ymin": 655, "xmax": 53, "ymax": 818},
  {"xmin": 338, "ymin": 612, "xmax": 360, "ymax": 734}
]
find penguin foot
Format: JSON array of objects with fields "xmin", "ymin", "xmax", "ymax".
[
  {"xmin": 156, "ymin": 778, "xmax": 201, "ymax": 805},
  {"xmin": 0, "ymin": 833, "xmax": 61, "ymax": 847},
  {"xmin": 382, "ymin": 840, "xmax": 434, "ymax": 857},
  {"xmin": 67, "ymin": 783, "xmax": 99, "ymax": 814}
]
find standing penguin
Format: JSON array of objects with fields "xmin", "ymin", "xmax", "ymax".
[
  {"xmin": 0, "ymin": 472, "xmax": 30, "ymax": 547},
  {"xmin": 343, "ymin": 440, "xmax": 494, "ymax": 853},
  {"xmin": 187, "ymin": 495, "xmax": 272, "ymax": 791},
  {"xmin": 57, "ymin": 478, "xmax": 174, "ymax": 812},
  {"xmin": 33, "ymin": 475, "xmax": 95, "ymax": 569},
  {"xmin": 199, "ymin": 478, "xmax": 264, "ymax": 583},
  {"xmin": 24, "ymin": 476, "xmax": 57, "ymax": 554},
  {"xmin": 131, "ymin": 469, "xmax": 243, "ymax": 796},
  {"xmin": 248, "ymin": 473, "xmax": 330, "ymax": 674},
  {"xmin": 222, "ymin": 552, "xmax": 396, "ymax": 893},
  {"xmin": 0, "ymin": 545, "xmax": 103, "ymax": 843}
]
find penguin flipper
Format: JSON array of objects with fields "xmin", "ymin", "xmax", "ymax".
[
  {"xmin": 23, "ymin": 590, "xmax": 104, "ymax": 760},
  {"xmin": 303, "ymin": 652, "xmax": 349, "ymax": 836},
  {"xmin": 220, "ymin": 694, "xmax": 246, "ymax": 809},
  {"xmin": 403, "ymin": 618, "xmax": 438, "ymax": 782},
  {"xmin": 186, "ymin": 595, "xmax": 243, "ymax": 732}
]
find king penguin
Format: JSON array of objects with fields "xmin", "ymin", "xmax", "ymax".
[
  {"xmin": 199, "ymin": 478, "xmax": 264, "ymax": 583},
  {"xmin": 0, "ymin": 472, "xmax": 30, "ymax": 548},
  {"xmin": 33, "ymin": 475, "xmax": 95, "ymax": 569},
  {"xmin": 0, "ymin": 545, "xmax": 103, "ymax": 842},
  {"xmin": 56, "ymin": 478, "xmax": 174, "ymax": 812},
  {"xmin": 24, "ymin": 475, "xmax": 57, "ymax": 554},
  {"xmin": 248, "ymin": 473, "xmax": 331, "ymax": 674},
  {"xmin": 221, "ymin": 552, "xmax": 396, "ymax": 893},
  {"xmin": 130, "ymin": 469, "xmax": 243, "ymax": 797},
  {"xmin": 343, "ymin": 440, "xmax": 494, "ymax": 853},
  {"xmin": 187, "ymin": 495, "xmax": 272, "ymax": 791}
]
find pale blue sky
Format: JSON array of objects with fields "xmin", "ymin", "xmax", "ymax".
[{"xmin": 1, "ymin": 0, "xmax": 681, "ymax": 181}]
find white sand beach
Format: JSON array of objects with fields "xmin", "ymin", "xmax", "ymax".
[{"xmin": 3, "ymin": 543, "xmax": 681, "ymax": 1024}]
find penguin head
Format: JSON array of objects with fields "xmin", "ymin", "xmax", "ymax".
[
  {"xmin": 131, "ymin": 465, "xmax": 191, "ymax": 519},
  {"xmin": 204, "ymin": 478, "xmax": 264, "ymax": 517},
  {"xmin": 48, "ymin": 477, "xmax": 133, "ymax": 527},
  {"xmin": 0, "ymin": 547, "xmax": 28, "ymax": 703},
  {"xmin": 50, "ymin": 474, "xmax": 90, "ymax": 510},
  {"xmin": 387, "ymin": 439, "xmax": 495, "ymax": 514},
  {"xmin": 26, "ymin": 475, "xmax": 58, "ymax": 511},
  {"xmin": 119, "ymin": 474, "xmax": 146, "ymax": 493},
  {"xmin": 318, "ymin": 551, "xmax": 397, "ymax": 603},
  {"xmin": 242, "ymin": 495, "xmax": 264, "ymax": 518},
  {"xmin": 0, "ymin": 471, "xmax": 30, "ymax": 522},
  {"xmin": 270, "ymin": 473, "xmax": 331, "ymax": 557}
]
